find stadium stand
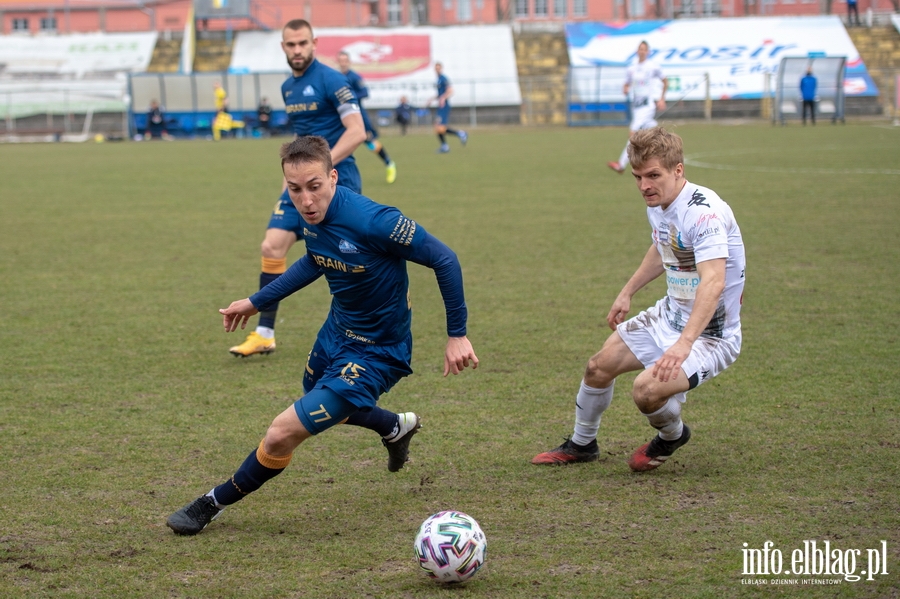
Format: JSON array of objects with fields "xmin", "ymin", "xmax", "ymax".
[
  {"xmin": 147, "ymin": 37, "xmax": 183, "ymax": 73},
  {"xmin": 514, "ymin": 27, "xmax": 569, "ymax": 126},
  {"xmin": 847, "ymin": 26, "xmax": 900, "ymax": 115},
  {"xmin": 194, "ymin": 35, "xmax": 233, "ymax": 72}
]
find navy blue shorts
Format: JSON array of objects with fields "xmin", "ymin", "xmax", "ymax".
[
  {"xmin": 302, "ymin": 323, "xmax": 413, "ymax": 412},
  {"xmin": 267, "ymin": 162, "xmax": 362, "ymax": 234},
  {"xmin": 435, "ymin": 105, "xmax": 451, "ymax": 126},
  {"xmin": 294, "ymin": 386, "xmax": 358, "ymax": 435}
]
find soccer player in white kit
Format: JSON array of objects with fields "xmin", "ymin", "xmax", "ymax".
[
  {"xmin": 534, "ymin": 126, "xmax": 745, "ymax": 471},
  {"xmin": 608, "ymin": 41, "xmax": 668, "ymax": 174}
]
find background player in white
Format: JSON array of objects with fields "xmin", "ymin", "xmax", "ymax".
[
  {"xmin": 534, "ymin": 126, "xmax": 745, "ymax": 471},
  {"xmin": 608, "ymin": 41, "xmax": 668, "ymax": 174}
]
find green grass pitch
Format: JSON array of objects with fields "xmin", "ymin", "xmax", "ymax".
[{"xmin": 1, "ymin": 122, "xmax": 898, "ymax": 598}]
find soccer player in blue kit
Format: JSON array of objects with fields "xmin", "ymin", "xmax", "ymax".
[
  {"xmin": 426, "ymin": 62, "xmax": 467, "ymax": 153},
  {"xmin": 336, "ymin": 51, "xmax": 397, "ymax": 184},
  {"xmin": 167, "ymin": 136, "xmax": 479, "ymax": 535},
  {"xmin": 229, "ymin": 19, "xmax": 366, "ymax": 359}
]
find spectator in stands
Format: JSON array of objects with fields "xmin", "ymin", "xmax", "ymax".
[
  {"xmin": 336, "ymin": 51, "xmax": 397, "ymax": 184},
  {"xmin": 395, "ymin": 96, "xmax": 412, "ymax": 135},
  {"xmin": 800, "ymin": 68, "xmax": 817, "ymax": 126},
  {"xmin": 145, "ymin": 99, "xmax": 169, "ymax": 140},
  {"xmin": 426, "ymin": 62, "xmax": 467, "ymax": 153},
  {"xmin": 847, "ymin": 0, "xmax": 861, "ymax": 26},
  {"xmin": 257, "ymin": 97, "xmax": 273, "ymax": 137}
]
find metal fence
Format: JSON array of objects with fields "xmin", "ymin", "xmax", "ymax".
[
  {"xmin": 127, "ymin": 71, "xmax": 523, "ymax": 137},
  {"xmin": 3, "ymin": 68, "xmax": 899, "ymax": 141}
]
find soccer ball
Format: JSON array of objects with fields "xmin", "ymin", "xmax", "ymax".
[{"xmin": 414, "ymin": 510, "xmax": 486, "ymax": 583}]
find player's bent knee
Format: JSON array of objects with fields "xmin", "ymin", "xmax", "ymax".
[
  {"xmin": 631, "ymin": 372, "xmax": 680, "ymax": 413},
  {"xmin": 261, "ymin": 238, "xmax": 296, "ymax": 260},
  {"xmin": 584, "ymin": 354, "xmax": 616, "ymax": 388},
  {"xmin": 264, "ymin": 407, "xmax": 310, "ymax": 455}
]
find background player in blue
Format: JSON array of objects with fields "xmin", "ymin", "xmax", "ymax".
[
  {"xmin": 230, "ymin": 19, "xmax": 366, "ymax": 358},
  {"xmin": 426, "ymin": 62, "xmax": 467, "ymax": 153},
  {"xmin": 167, "ymin": 136, "xmax": 479, "ymax": 535},
  {"xmin": 337, "ymin": 51, "xmax": 397, "ymax": 184}
]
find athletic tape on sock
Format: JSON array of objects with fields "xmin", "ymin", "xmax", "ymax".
[
  {"xmin": 261, "ymin": 257, "xmax": 287, "ymax": 275},
  {"xmin": 256, "ymin": 439, "xmax": 293, "ymax": 469}
]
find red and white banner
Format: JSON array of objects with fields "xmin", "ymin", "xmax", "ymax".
[{"xmin": 229, "ymin": 25, "xmax": 521, "ymax": 108}]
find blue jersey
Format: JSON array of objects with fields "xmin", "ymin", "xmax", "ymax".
[
  {"xmin": 282, "ymin": 60, "xmax": 360, "ymax": 165},
  {"xmin": 343, "ymin": 68, "xmax": 377, "ymax": 136},
  {"xmin": 436, "ymin": 73, "xmax": 451, "ymax": 106},
  {"xmin": 250, "ymin": 186, "xmax": 467, "ymax": 346},
  {"xmin": 800, "ymin": 75, "xmax": 817, "ymax": 101},
  {"xmin": 343, "ymin": 69, "xmax": 370, "ymax": 104}
]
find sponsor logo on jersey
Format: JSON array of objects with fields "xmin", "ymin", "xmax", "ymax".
[
  {"xmin": 339, "ymin": 239, "xmax": 360, "ymax": 254},
  {"xmin": 344, "ymin": 330, "xmax": 375, "ymax": 344},
  {"xmin": 286, "ymin": 102, "xmax": 319, "ymax": 114},
  {"xmin": 688, "ymin": 189, "xmax": 710, "ymax": 208},
  {"xmin": 389, "ymin": 216, "xmax": 417, "ymax": 246},
  {"xmin": 302, "ymin": 85, "xmax": 315, "ymax": 96},
  {"xmin": 312, "ymin": 253, "xmax": 349, "ymax": 272},
  {"xmin": 311, "ymin": 252, "xmax": 366, "ymax": 274},
  {"xmin": 303, "ymin": 227, "xmax": 317, "ymax": 238}
]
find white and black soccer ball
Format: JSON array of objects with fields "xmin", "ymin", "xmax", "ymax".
[{"xmin": 414, "ymin": 510, "xmax": 486, "ymax": 583}]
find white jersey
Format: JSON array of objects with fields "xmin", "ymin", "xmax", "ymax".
[
  {"xmin": 647, "ymin": 180, "xmax": 745, "ymax": 340},
  {"xmin": 626, "ymin": 59, "xmax": 664, "ymax": 108}
]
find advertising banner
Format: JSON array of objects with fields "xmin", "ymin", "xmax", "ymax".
[
  {"xmin": 565, "ymin": 16, "xmax": 878, "ymax": 101},
  {"xmin": 229, "ymin": 25, "xmax": 521, "ymax": 108},
  {"xmin": 0, "ymin": 32, "xmax": 158, "ymax": 77}
]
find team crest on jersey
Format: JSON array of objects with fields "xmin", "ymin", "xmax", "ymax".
[
  {"xmin": 339, "ymin": 239, "xmax": 360, "ymax": 254},
  {"xmin": 658, "ymin": 226, "xmax": 669, "ymax": 245},
  {"xmin": 302, "ymin": 85, "xmax": 316, "ymax": 96}
]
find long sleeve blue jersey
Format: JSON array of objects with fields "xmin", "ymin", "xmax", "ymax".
[{"xmin": 249, "ymin": 187, "xmax": 467, "ymax": 345}]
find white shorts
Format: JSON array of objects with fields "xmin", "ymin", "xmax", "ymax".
[
  {"xmin": 630, "ymin": 103, "xmax": 658, "ymax": 131},
  {"xmin": 617, "ymin": 297, "xmax": 742, "ymax": 390}
]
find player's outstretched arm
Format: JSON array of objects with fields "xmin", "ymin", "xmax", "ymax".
[
  {"xmin": 444, "ymin": 336, "xmax": 479, "ymax": 377},
  {"xmin": 219, "ymin": 299, "xmax": 258, "ymax": 333}
]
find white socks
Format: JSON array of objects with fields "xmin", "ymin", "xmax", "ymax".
[
  {"xmin": 206, "ymin": 490, "xmax": 226, "ymax": 510},
  {"xmin": 618, "ymin": 143, "xmax": 630, "ymax": 169},
  {"xmin": 255, "ymin": 326, "xmax": 275, "ymax": 339},
  {"xmin": 572, "ymin": 380, "xmax": 614, "ymax": 446},
  {"xmin": 645, "ymin": 394, "xmax": 685, "ymax": 441}
]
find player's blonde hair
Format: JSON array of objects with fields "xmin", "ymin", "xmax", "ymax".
[
  {"xmin": 627, "ymin": 127, "xmax": 683, "ymax": 171},
  {"xmin": 280, "ymin": 135, "xmax": 333, "ymax": 173}
]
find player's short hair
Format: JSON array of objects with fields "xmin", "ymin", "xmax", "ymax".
[
  {"xmin": 284, "ymin": 19, "xmax": 313, "ymax": 34},
  {"xmin": 628, "ymin": 127, "xmax": 683, "ymax": 171},
  {"xmin": 281, "ymin": 136, "xmax": 333, "ymax": 173}
]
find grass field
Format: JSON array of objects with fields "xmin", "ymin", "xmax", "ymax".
[{"xmin": 1, "ymin": 121, "xmax": 898, "ymax": 598}]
